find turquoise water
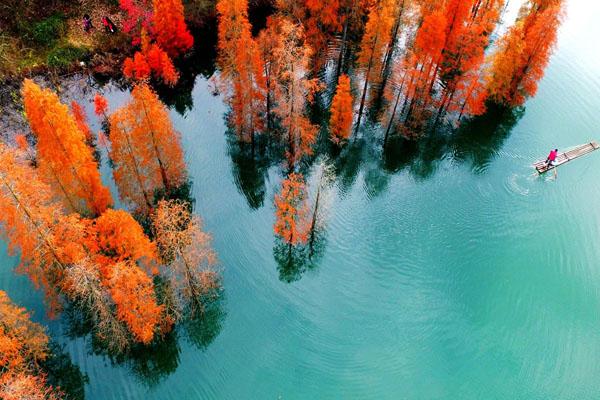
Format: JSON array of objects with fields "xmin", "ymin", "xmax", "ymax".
[{"xmin": 3, "ymin": 0, "xmax": 600, "ymax": 398}]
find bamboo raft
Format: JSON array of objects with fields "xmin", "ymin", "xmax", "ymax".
[{"xmin": 534, "ymin": 141, "xmax": 600, "ymax": 173}]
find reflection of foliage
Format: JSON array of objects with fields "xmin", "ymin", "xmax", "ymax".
[
  {"xmin": 155, "ymin": 24, "xmax": 218, "ymax": 116},
  {"xmin": 42, "ymin": 342, "xmax": 88, "ymax": 400},
  {"xmin": 227, "ymin": 132, "xmax": 271, "ymax": 209},
  {"xmin": 183, "ymin": 296, "xmax": 226, "ymax": 351},
  {"xmin": 61, "ymin": 291, "xmax": 225, "ymax": 387},
  {"xmin": 226, "ymin": 127, "xmax": 283, "ymax": 209},
  {"xmin": 363, "ymin": 162, "xmax": 391, "ymax": 198},
  {"xmin": 306, "ymin": 226, "xmax": 327, "ymax": 266},
  {"xmin": 450, "ymin": 103, "xmax": 525, "ymax": 172},
  {"xmin": 273, "ymin": 240, "xmax": 313, "ymax": 283},
  {"xmin": 380, "ymin": 103, "xmax": 525, "ymax": 179},
  {"xmin": 330, "ymin": 138, "xmax": 365, "ymax": 197},
  {"xmin": 272, "ymin": 159, "xmax": 333, "ymax": 283},
  {"xmin": 273, "ymin": 229, "xmax": 327, "ymax": 283},
  {"xmin": 126, "ymin": 332, "xmax": 181, "ymax": 388}
]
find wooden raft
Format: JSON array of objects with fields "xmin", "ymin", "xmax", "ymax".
[{"xmin": 534, "ymin": 141, "xmax": 600, "ymax": 174}]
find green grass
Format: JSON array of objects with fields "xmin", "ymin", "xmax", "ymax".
[
  {"xmin": 28, "ymin": 13, "xmax": 67, "ymax": 47},
  {"xmin": 46, "ymin": 44, "xmax": 90, "ymax": 68}
]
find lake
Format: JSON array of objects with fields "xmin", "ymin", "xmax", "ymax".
[{"xmin": 2, "ymin": 0, "xmax": 600, "ymax": 398}]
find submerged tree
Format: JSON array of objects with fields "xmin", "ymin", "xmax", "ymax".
[
  {"xmin": 269, "ymin": 19, "xmax": 320, "ymax": 168},
  {"xmin": 0, "ymin": 291, "xmax": 62, "ymax": 400},
  {"xmin": 274, "ymin": 173, "xmax": 310, "ymax": 246},
  {"xmin": 217, "ymin": 0, "xmax": 267, "ymax": 143},
  {"xmin": 487, "ymin": 0, "xmax": 563, "ymax": 106},
  {"xmin": 22, "ymin": 80, "xmax": 112, "ymax": 217},
  {"xmin": 87, "ymin": 209, "xmax": 163, "ymax": 344},
  {"xmin": 0, "ymin": 146, "xmax": 165, "ymax": 351},
  {"xmin": 0, "ymin": 144, "xmax": 66, "ymax": 310},
  {"xmin": 276, "ymin": 0, "xmax": 344, "ymax": 71},
  {"xmin": 153, "ymin": 200, "xmax": 221, "ymax": 320},
  {"xmin": 108, "ymin": 84, "xmax": 187, "ymax": 213},
  {"xmin": 354, "ymin": 0, "xmax": 396, "ymax": 133},
  {"xmin": 329, "ymin": 74, "xmax": 354, "ymax": 145}
]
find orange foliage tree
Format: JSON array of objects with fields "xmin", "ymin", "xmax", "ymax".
[
  {"xmin": 379, "ymin": 0, "xmax": 505, "ymax": 135},
  {"xmin": 0, "ymin": 372, "xmax": 61, "ymax": 400},
  {"xmin": 400, "ymin": 7, "xmax": 447, "ymax": 129},
  {"xmin": 152, "ymin": 0, "xmax": 194, "ymax": 57},
  {"xmin": 123, "ymin": 51, "xmax": 152, "ymax": 81},
  {"xmin": 268, "ymin": 19, "xmax": 320, "ymax": 168},
  {"xmin": 274, "ymin": 173, "xmax": 310, "ymax": 246},
  {"xmin": 70, "ymin": 101, "xmax": 94, "ymax": 145},
  {"xmin": 22, "ymin": 80, "xmax": 112, "ymax": 217},
  {"xmin": 329, "ymin": 74, "xmax": 353, "ymax": 144},
  {"xmin": 276, "ymin": 0, "xmax": 343, "ymax": 71},
  {"xmin": 94, "ymin": 94, "xmax": 108, "ymax": 119},
  {"xmin": 87, "ymin": 209, "xmax": 162, "ymax": 344},
  {"xmin": 355, "ymin": 0, "xmax": 396, "ymax": 132},
  {"xmin": 0, "ymin": 144, "xmax": 67, "ymax": 309},
  {"xmin": 487, "ymin": 1, "xmax": 563, "ymax": 106},
  {"xmin": 88, "ymin": 209, "xmax": 158, "ymax": 276},
  {"xmin": 108, "ymin": 84, "xmax": 187, "ymax": 213},
  {"xmin": 49, "ymin": 209, "xmax": 164, "ymax": 349},
  {"xmin": 0, "ymin": 291, "xmax": 61, "ymax": 400},
  {"xmin": 108, "ymin": 261, "xmax": 163, "ymax": 344},
  {"xmin": 62, "ymin": 259, "xmax": 131, "ymax": 352},
  {"xmin": 257, "ymin": 17, "xmax": 281, "ymax": 133},
  {"xmin": 123, "ymin": 30, "xmax": 179, "ymax": 86},
  {"xmin": 432, "ymin": 0, "xmax": 504, "ymax": 121},
  {"xmin": 153, "ymin": 200, "xmax": 220, "ymax": 319},
  {"xmin": 0, "ymin": 291, "xmax": 49, "ymax": 371},
  {"xmin": 0, "ymin": 144, "xmax": 163, "ymax": 349},
  {"xmin": 120, "ymin": 0, "xmax": 153, "ymax": 45},
  {"xmin": 217, "ymin": 0, "xmax": 267, "ymax": 143}
]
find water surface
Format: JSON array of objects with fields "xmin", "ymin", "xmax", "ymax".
[{"xmin": 2, "ymin": 0, "xmax": 600, "ymax": 398}]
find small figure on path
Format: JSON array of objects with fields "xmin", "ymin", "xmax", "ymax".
[
  {"xmin": 102, "ymin": 16, "xmax": 117, "ymax": 34},
  {"xmin": 83, "ymin": 14, "xmax": 93, "ymax": 33}
]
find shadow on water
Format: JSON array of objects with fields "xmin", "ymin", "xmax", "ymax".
[
  {"xmin": 224, "ymin": 110, "xmax": 293, "ymax": 208},
  {"xmin": 114, "ymin": 296, "xmax": 226, "ymax": 387},
  {"xmin": 226, "ymin": 129, "xmax": 282, "ymax": 209},
  {"xmin": 183, "ymin": 296, "xmax": 227, "ymax": 351},
  {"xmin": 61, "ymin": 294, "xmax": 225, "ymax": 387},
  {"xmin": 43, "ymin": 342, "xmax": 89, "ymax": 400},
  {"xmin": 450, "ymin": 103, "xmax": 526, "ymax": 173},
  {"xmin": 253, "ymin": 102, "xmax": 522, "ymax": 282},
  {"xmin": 328, "ymin": 138, "xmax": 366, "ymax": 198},
  {"xmin": 273, "ymin": 236, "xmax": 326, "ymax": 283},
  {"xmin": 380, "ymin": 103, "xmax": 526, "ymax": 179},
  {"xmin": 154, "ymin": 22, "xmax": 218, "ymax": 116}
]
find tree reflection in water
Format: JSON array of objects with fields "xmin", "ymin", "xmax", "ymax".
[
  {"xmin": 62, "ymin": 291, "xmax": 225, "ymax": 387},
  {"xmin": 224, "ymin": 99, "xmax": 524, "ymax": 282}
]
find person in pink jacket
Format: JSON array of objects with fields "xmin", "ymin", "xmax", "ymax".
[{"xmin": 546, "ymin": 148, "xmax": 558, "ymax": 167}]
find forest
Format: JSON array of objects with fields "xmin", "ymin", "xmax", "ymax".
[{"xmin": 0, "ymin": 0, "xmax": 564, "ymax": 397}]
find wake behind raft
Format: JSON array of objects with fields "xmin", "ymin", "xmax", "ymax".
[{"xmin": 534, "ymin": 141, "xmax": 600, "ymax": 174}]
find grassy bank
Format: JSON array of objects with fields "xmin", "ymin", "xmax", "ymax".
[
  {"xmin": 0, "ymin": 1, "xmax": 136, "ymax": 80},
  {"xmin": 0, "ymin": 0, "xmax": 223, "ymax": 82}
]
